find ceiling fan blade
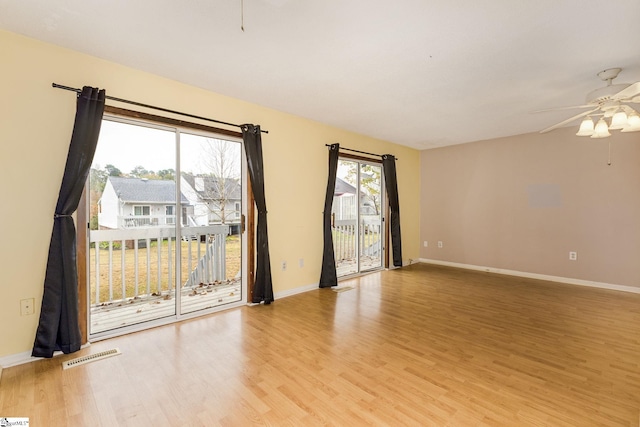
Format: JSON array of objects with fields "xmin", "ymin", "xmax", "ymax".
[
  {"xmin": 539, "ymin": 108, "xmax": 600, "ymax": 134},
  {"xmin": 531, "ymin": 104, "xmax": 594, "ymax": 113},
  {"xmin": 612, "ymin": 82, "xmax": 640, "ymax": 100}
]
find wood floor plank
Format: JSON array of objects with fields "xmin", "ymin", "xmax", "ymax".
[{"xmin": 1, "ymin": 263, "xmax": 639, "ymax": 426}]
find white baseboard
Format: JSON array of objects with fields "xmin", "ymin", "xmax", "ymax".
[
  {"xmin": 419, "ymin": 258, "xmax": 640, "ymax": 294},
  {"xmin": 274, "ymin": 282, "xmax": 319, "ymax": 299},
  {"xmin": 0, "ymin": 343, "xmax": 92, "ymax": 369},
  {"xmin": 0, "ymin": 351, "xmax": 40, "ymax": 369}
]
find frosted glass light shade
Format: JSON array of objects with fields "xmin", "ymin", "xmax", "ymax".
[
  {"xmin": 621, "ymin": 113, "xmax": 640, "ymax": 132},
  {"xmin": 591, "ymin": 118, "xmax": 611, "ymax": 138},
  {"xmin": 576, "ymin": 117, "xmax": 594, "ymax": 136},
  {"xmin": 609, "ymin": 110, "xmax": 628, "ymax": 130}
]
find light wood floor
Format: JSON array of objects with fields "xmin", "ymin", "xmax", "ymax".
[{"xmin": 1, "ymin": 263, "xmax": 639, "ymax": 426}]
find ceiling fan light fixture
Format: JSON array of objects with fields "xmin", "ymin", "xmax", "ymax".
[
  {"xmin": 591, "ymin": 118, "xmax": 611, "ymax": 138},
  {"xmin": 576, "ymin": 117, "xmax": 595, "ymax": 136},
  {"xmin": 609, "ymin": 110, "xmax": 628, "ymax": 130},
  {"xmin": 539, "ymin": 67, "xmax": 640, "ymax": 139},
  {"xmin": 621, "ymin": 113, "xmax": 640, "ymax": 132}
]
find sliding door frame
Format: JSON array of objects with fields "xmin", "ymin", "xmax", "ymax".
[
  {"xmin": 336, "ymin": 152, "xmax": 389, "ymax": 276},
  {"xmin": 77, "ymin": 106, "xmax": 255, "ymax": 344}
]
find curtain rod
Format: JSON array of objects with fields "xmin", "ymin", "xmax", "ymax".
[
  {"xmin": 325, "ymin": 144, "xmax": 398, "ymax": 160},
  {"xmin": 52, "ymin": 83, "xmax": 268, "ymax": 134}
]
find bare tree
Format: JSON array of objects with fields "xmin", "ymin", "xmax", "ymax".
[
  {"xmin": 346, "ymin": 163, "xmax": 382, "ymax": 215},
  {"xmin": 197, "ymin": 139, "xmax": 241, "ymax": 224}
]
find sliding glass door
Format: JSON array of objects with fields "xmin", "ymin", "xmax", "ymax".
[
  {"xmin": 333, "ymin": 158, "xmax": 384, "ymax": 277},
  {"xmin": 87, "ymin": 117, "xmax": 245, "ymax": 337}
]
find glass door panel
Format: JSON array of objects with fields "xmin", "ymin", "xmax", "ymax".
[
  {"xmin": 334, "ymin": 159, "xmax": 359, "ymax": 276},
  {"xmin": 359, "ymin": 163, "xmax": 383, "ymax": 272},
  {"xmin": 88, "ymin": 119, "xmax": 177, "ymax": 334},
  {"xmin": 179, "ymin": 133, "xmax": 243, "ymax": 315}
]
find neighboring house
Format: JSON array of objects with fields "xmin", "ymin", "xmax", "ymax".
[
  {"xmin": 332, "ymin": 177, "xmax": 357, "ymax": 221},
  {"xmin": 181, "ymin": 173, "xmax": 242, "ymax": 233},
  {"xmin": 332, "ymin": 177, "xmax": 378, "ymax": 220},
  {"xmin": 98, "ymin": 177, "xmax": 191, "ymax": 229}
]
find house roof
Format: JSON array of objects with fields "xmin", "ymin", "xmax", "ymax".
[
  {"xmin": 182, "ymin": 173, "xmax": 241, "ymax": 200},
  {"xmin": 334, "ymin": 177, "xmax": 356, "ymax": 196},
  {"xmin": 108, "ymin": 177, "xmax": 189, "ymax": 204}
]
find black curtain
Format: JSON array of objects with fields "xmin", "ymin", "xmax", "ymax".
[
  {"xmin": 241, "ymin": 124, "xmax": 274, "ymax": 304},
  {"xmin": 32, "ymin": 86, "xmax": 105, "ymax": 358},
  {"xmin": 319, "ymin": 143, "xmax": 340, "ymax": 288},
  {"xmin": 382, "ymin": 155, "xmax": 403, "ymax": 267}
]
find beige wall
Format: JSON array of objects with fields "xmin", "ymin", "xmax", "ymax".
[
  {"xmin": 0, "ymin": 30, "xmax": 420, "ymax": 358},
  {"xmin": 420, "ymin": 126, "xmax": 640, "ymax": 288}
]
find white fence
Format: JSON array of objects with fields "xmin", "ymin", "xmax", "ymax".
[
  {"xmin": 333, "ymin": 218, "xmax": 382, "ymax": 262},
  {"xmin": 89, "ymin": 225, "xmax": 229, "ymax": 306},
  {"xmin": 117, "ymin": 215, "xmax": 179, "ymax": 228}
]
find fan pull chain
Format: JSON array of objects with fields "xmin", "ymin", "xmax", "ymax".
[
  {"xmin": 241, "ymin": 0, "xmax": 245, "ymax": 32},
  {"xmin": 607, "ymin": 140, "xmax": 612, "ymax": 166}
]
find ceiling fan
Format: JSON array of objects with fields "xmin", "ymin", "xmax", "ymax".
[{"xmin": 538, "ymin": 68, "xmax": 640, "ymax": 137}]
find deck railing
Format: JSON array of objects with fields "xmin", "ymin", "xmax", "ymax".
[
  {"xmin": 333, "ymin": 218, "xmax": 382, "ymax": 262},
  {"xmin": 89, "ymin": 225, "xmax": 229, "ymax": 306},
  {"xmin": 117, "ymin": 215, "xmax": 174, "ymax": 228},
  {"xmin": 184, "ymin": 234, "xmax": 226, "ymax": 289}
]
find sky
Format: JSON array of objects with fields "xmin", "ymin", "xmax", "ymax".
[{"xmin": 92, "ymin": 119, "xmax": 241, "ymax": 176}]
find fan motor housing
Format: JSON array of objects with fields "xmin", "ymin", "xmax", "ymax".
[{"xmin": 586, "ymin": 83, "xmax": 631, "ymax": 105}]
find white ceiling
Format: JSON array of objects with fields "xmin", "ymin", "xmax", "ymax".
[{"xmin": 1, "ymin": 0, "xmax": 639, "ymax": 149}]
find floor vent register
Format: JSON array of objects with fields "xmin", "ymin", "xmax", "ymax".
[{"xmin": 62, "ymin": 348, "xmax": 122, "ymax": 370}]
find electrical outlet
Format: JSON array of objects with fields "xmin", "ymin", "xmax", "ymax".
[
  {"xmin": 569, "ymin": 251, "xmax": 577, "ymax": 261},
  {"xmin": 438, "ymin": 241, "xmax": 443, "ymax": 248},
  {"xmin": 282, "ymin": 261, "xmax": 287, "ymax": 271},
  {"xmin": 299, "ymin": 258, "xmax": 304, "ymax": 268},
  {"xmin": 423, "ymin": 241, "xmax": 428, "ymax": 247},
  {"xmin": 20, "ymin": 298, "xmax": 35, "ymax": 316}
]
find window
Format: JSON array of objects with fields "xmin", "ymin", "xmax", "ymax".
[
  {"xmin": 235, "ymin": 202, "xmax": 241, "ymax": 219},
  {"xmin": 134, "ymin": 205, "xmax": 150, "ymax": 216},
  {"xmin": 132, "ymin": 205, "xmax": 151, "ymax": 226},
  {"xmin": 166, "ymin": 205, "xmax": 175, "ymax": 224}
]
